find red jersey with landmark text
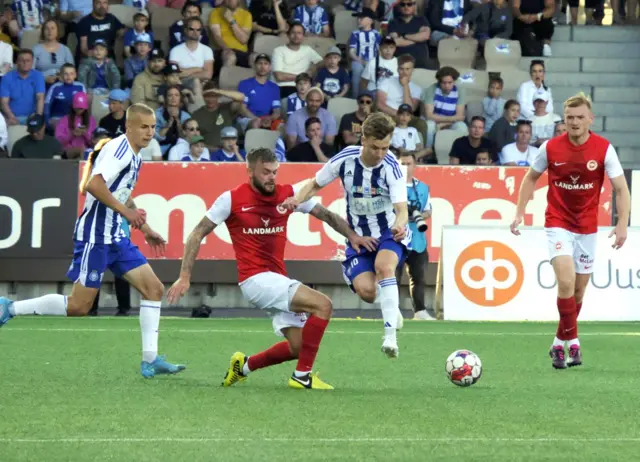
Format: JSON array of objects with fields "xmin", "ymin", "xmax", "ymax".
[
  {"xmin": 205, "ymin": 183, "xmax": 317, "ymax": 282},
  {"xmin": 531, "ymin": 132, "xmax": 623, "ymax": 234}
]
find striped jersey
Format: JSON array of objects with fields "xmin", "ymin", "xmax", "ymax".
[
  {"xmin": 315, "ymin": 145, "xmax": 409, "ymax": 241},
  {"xmin": 287, "ymin": 93, "xmax": 306, "ymax": 115},
  {"xmin": 349, "ymin": 29, "xmax": 381, "ymax": 62},
  {"xmin": 12, "ymin": 0, "xmax": 46, "ymax": 29},
  {"xmin": 294, "ymin": 5, "xmax": 329, "ymax": 35},
  {"xmin": 73, "ymin": 134, "xmax": 142, "ymax": 245}
]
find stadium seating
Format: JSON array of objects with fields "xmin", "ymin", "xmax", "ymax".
[
  {"xmin": 19, "ymin": 29, "xmax": 40, "ymax": 50},
  {"xmin": 253, "ymin": 34, "xmax": 288, "ymax": 56},
  {"xmin": 411, "ymin": 68, "xmax": 437, "ymax": 90},
  {"xmin": 465, "ymin": 100, "xmax": 484, "ymax": 124},
  {"xmin": 91, "ymin": 94, "xmax": 110, "ymax": 122},
  {"xmin": 455, "ymin": 68, "xmax": 489, "ymax": 102},
  {"xmin": 219, "ymin": 66, "xmax": 254, "ymax": 91},
  {"xmin": 109, "ymin": 4, "xmax": 137, "ymax": 29},
  {"xmin": 437, "ymin": 38, "xmax": 478, "ymax": 69},
  {"xmin": 434, "ymin": 129, "xmax": 466, "ymax": 165},
  {"xmin": 303, "ymin": 36, "xmax": 338, "ymax": 58},
  {"xmin": 114, "ymin": 35, "xmax": 125, "ymax": 69},
  {"xmin": 484, "ymin": 39, "xmax": 522, "ymax": 71},
  {"xmin": 7, "ymin": 125, "xmax": 28, "ymax": 155},
  {"xmin": 327, "ymin": 97, "xmax": 358, "ymax": 126},
  {"xmin": 201, "ymin": 7, "xmax": 213, "ymax": 25},
  {"xmin": 245, "ymin": 128, "xmax": 280, "ymax": 153},
  {"xmin": 150, "ymin": 7, "xmax": 182, "ymax": 30},
  {"xmin": 333, "ymin": 10, "xmax": 358, "ymax": 45}
]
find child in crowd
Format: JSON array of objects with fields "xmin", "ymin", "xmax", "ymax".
[
  {"xmin": 99, "ymin": 89, "xmax": 129, "ymax": 137},
  {"xmin": 78, "ymin": 39, "xmax": 121, "ymax": 95},
  {"xmin": 124, "ymin": 10, "xmax": 153, "ymax": 58},
  {"xmin": 483, "ymin": 76, "xmax": 505, "ymax": 131},
  {"xmin": 360, "ymin": 35, "xmax": 398, "ymax": 92},
  {"xmin": 391, "ymin": 104, "xmax": 431, "ymax": 162},
  {"xmin": 488, "ymin": 99, "xmax": 521, "ymax": 154},
  {"xmin": 287, "ymin": 73, "xmax": 311, "ymax": 116},
  {"xmin": 349, "ymin": 9, "xmax": 380, "ymax": 99},
  {"xmin": 181, "ymin": 135, "xmax": 211, "ymax": 162},
  {"xmin": 530, "ymin": 92, "xmax": 561, "ymax": 147},
  {"xmin": 463, "ymin": 0, "xmax": 513, "ymax": 44},
  {"xmin": 210, "ymin": 126, "xmax": 246, "ymax": 162},
  {"xmin": 314, "ymin": 47, "xmax": 350, "ymax": 103},
  {"xmin": 124, "ymin": 33, "xmax": 152, "ymax": 88},
  {"xmin": 475, "ymin": 150, "xmax": 492, "ymax": 165},
  {"xmin": 55, "ymin": 91, "xmax": 97, "ymax": 159},
  {"xmin": 122, "ymin": 0, "xmax": 149, "ymax": 13},
  {"xmin": 294, "ymin": 0, "xmax": 331, "ymax": 37},
  {"xmin": 44, "ymin": 64, "xmax": 86, "ymax": 130}
]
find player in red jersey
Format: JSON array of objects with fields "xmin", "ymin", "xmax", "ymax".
[
  {"xmin": 511, "ymin": 92, "xmax": 630, "ymax": 369},
  {"xmin": 167, "ymin": 148, "xmax": 376, "ymax": 389}
]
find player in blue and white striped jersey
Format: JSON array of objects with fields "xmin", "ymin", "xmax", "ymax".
[
  {"xmin": 0, "ymin": 104, "xmax": 185, "ymax": 379},
  {"xmin": 284, "ymin": 113, "xmax": 409, "ymax": 358}
]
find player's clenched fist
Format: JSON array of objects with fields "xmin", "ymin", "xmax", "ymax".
[
  {"xmin": 124, "ymin": 208, "xmax": 147, "ymax": 229},
  {"xmin": 167, "ymin": 278, "xmax": 190, "ymax": 305},
  {"xmin": 281, "ymin": 197, "xmax": 299, "ymax": 211},
  {"xmin": 391, "ymin": 224, "xmax": 406, "ymax": 242}
]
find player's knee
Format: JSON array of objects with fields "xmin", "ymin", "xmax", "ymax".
[
  {"xmin": 66, "ymin": 297, "xmax": 92, "ymax": 317},
  {"xmin": 142, "ymin": 280, "xmax": 165, "ymax": 301},
  {"xmin": 357, "ymin": 286, "xmax": 377, "ymax": 304},
  {"xmin": 556, "ymin": 277, "xmax": 575, "ymax": 297},
  {"xmin": 374, "ymin": 263, "xmax": 395, "ymax": 280},
  {"xmin": 314, "ymin": 295, "xmax": 333, "ymax": 319}
]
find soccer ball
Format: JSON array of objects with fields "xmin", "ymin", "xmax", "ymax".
[{"xmin": 445, "ymin": 350, "xmax": 482, "ymax": 387}]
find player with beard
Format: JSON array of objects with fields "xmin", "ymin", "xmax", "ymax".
[{"xmin": 167, "ymin": 148, "xmax": 376, "ymax": 389}]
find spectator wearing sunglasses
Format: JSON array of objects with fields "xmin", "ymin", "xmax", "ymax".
[
  {"xmin": 169, "ymin": 17, "xmax": 215, "ymax": 84},
  {"xmin": 34, "ymin": 19, "xmax": 75, "ymax": 87},
  {"xmin": 168, "ymin": 118, "xmax": 211, "ymax": 161},
  {"xmin": 338, "ymin": 90, "xmax": 372, "ymax": 150},
  {"xmin": 387, "ymin": 0, "xmax": 431, "ymax": 69},
  {"xmin": 44, "ymin": 63, "xmax": 86, "ymax": 130},
  {"xmin": 170, "ymin": 2, "xmax": 210, "ymax": 49}
]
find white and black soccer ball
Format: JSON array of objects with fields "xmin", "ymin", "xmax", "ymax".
[{"xmin": 445, "ymin": 350, "xmax": 482, "ymax": 387}]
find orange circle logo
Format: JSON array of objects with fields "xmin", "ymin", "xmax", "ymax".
[
  {"xmin": 587, "ymin": 160, "xmax": 598, "ymax": 171},
  {"xmin": 454, "ymin": 241, "xmax": 524, "ymax": 307}
]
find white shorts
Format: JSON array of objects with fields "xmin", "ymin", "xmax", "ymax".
[
  {"xmin": 545, "ymin": 227, "xmax": 597, "ymax": 274},
  {"xmin": 239, "ymin": 271, "xmax": 307, "ymax": 336}
]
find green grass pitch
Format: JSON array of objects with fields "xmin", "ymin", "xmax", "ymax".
[{"xmin": 1, "ymin": 317, "xmax": 640, "ymax": 461}]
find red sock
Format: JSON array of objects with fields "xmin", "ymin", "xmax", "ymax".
[
  {"xmin": 295, "ymin": 315, "xmax": 329, "ymax": 373},
  {"xmin": 576, "ymin": 302, "xmax": 583, "ymax": 318},
  {"xmin": 556, "ymin": 296, "xmax": 577, "ymax": 341},
  {"xmin": 247, "ymin": 341, "xmax": 294, "ymax": 372}
]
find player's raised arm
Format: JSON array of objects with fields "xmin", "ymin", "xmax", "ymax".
[
  {"xmin": 283, "ymin": 153, "xmax": 346, "ymax": 210},
  {"xmin": 605, "ymin": 145, "xmax": 630, "ymax": 249},
  {"xmin": 308, "ymin": 204, "xmax": 378, "ymax": 253},
  {"xmin": 511, "ymin": 141, "xmax": 547, "ymax": 235}
]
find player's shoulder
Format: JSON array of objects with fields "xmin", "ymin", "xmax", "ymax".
[
  {"xmin": 589, "ymin": 132, "xmax": 613, "ymax": 149},
  {"xmin": 329, "ymin": 145, "xmax": 361, "ymax": 166},
  {"xmin": 101, "ymin": 134, "xmax": 132, "ymax": 161},
  {"xmin": 383, "ymin": 153, "xmax": 403, "ymax": 180}
]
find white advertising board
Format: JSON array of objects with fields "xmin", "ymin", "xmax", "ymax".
[{"xmin": 442, "ymin": 226, "xmax": 640, "ymax": 321}]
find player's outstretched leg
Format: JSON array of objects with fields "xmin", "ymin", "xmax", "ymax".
[
  {"xmin": 375, "ymin": 250, "xmax": 403, "ymax": 359},
  {"xmin": 222, "ymin": 340, "xmax": 296, "ymax": 387},
  {"xmin": 1, "ymin": 293, "xmax": 69, "ymax": 327}
]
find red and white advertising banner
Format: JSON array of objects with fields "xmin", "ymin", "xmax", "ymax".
[{"xmin": 88, "ymin": 163, "xmax": 612, "ymax": 261}]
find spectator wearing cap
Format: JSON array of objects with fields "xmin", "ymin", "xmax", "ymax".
[
  {"xmin": 388, "ymin": 0, "xmax": 431, "ymax": 69},
  {"xmin": 83, "ymin": 126, "xmax": 110, "ymax": 159},
  {"xmin": 0, "ymin": 49, "xmax": 45, "ymax": 126},
  {"xmin": 348, "ymin": 9, "xmax": 380, "ymax": 99},
  {"xmin": 124, "ymin": 33, "xmax": 153, "ymax": 88},
  {"xmin": 286, "ymin": 116, "xmax": 335, "ymax": 162},
  {"xmin": 250, "ymin": 0, "xmax": 289, "ymax": 37},
  {"xmin": 169, "ymin": 17, "xmax": 214, "ymax": 84},
  {"xmin": 33, "ymin": 19, "xmax": 75, "ymax": 88},
  {"xmin": 181, "ymin": 135, "xmax": 211, "ymax": 162},
  {"xmin": 338, "ymin": 90, "xmax": 372, "ymax": 150},
  {"xmin": 287, "ymin": 72, "xmax": 311, "ymax": 116},
  {"xmin": 294, "ymin": 0, "xmax": 330, "ymax": 37},
  {"xmin": 55, "ymin": 91, "xmax": 97, "ymax": 159},
  {"xmin": 159, "ymin": 63, "xmax": 196, "ymax": 108},
  {"xmin": 155, "ymin": 84, "xmax": 191, "ymax": 156},
  {"xmin": 286, "ymin": 87, "xmax": 337, "ymax": 149},
  {"xmin": 192, "ymin": 81, "xmax": 245, "ymax": 152},
  {"xmin": 44, "ymin": 63, "xmax": 86, "ymax": 129},
  {"xmin": 499, "ymin": 120, "xmax": 538, "ymax": 166},
  {"xmin": 171, "ymin": 2, "xmax": 210, "ymax": 49},
  {"xmin": 124, "ymin": 10, "xmax": 154, "ymax": 58},
  {"xmin": 210, "ymin": 126, "xmax": 247, "ymax": 162},
  {"xmin": 449, "ymin": 116, "xmax": 494, "ymax": 165},
  {"xmin": 76, "ymin": 0, "xmax": 125, "ymax": 60},
  {"xmin": 360, "ymin": 36, "xmax": 398, "ymax": 93},
  {"xmin": 78, "ymin": 39, "xmax": 121, "ymax": 95},
  {"xmin": 422, "ymin": 66, "xmax": 468, "ymax": 150},
  {"xmin": 426, "ymin": 0, "xmax": 472, "ymax": 46},
  {"xmin": 314, "ymin": 47, "xmax": 350, "ymax": 103},
  {"xmin": 392, "ymin": 104, "xmax": 432, "ymax": 162},
  {"xmin": 131, "ymin": 48, "xmax": 166, "ymax": 111},
  {"xmin": 272, "ymin": 22, "xmax": 323, "ymax": 98},
  {"xmin": 12, "ymin": 114, "xmax": 64, "ymax": 158},
  {"xmin": 99, "ymin": 89, "xmax": 129, "ymax": 137},
  {"xmin": 517, "ymin": 60, "xmax": 554, "ymax": 120},
  {"xmin": 168, "ymin": 118, "xmax": 211, "ymax": 161},
  {"xmin": 237, "ymin": 53, "xmax": 282, "ymax": 132},
  {"xmin": 209, "ymin": 0, "xmax": 253, "ymax": 69},
  {"xmin": 530, "ymin": 91, "xmax": 560, "ymax": 147}
]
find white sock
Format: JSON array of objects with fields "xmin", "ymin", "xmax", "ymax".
[
  {"xmin": 568, "ymin": 338, "xmax": 580, "ymax": 347},
  {"xmin": 10, "ymin": 294, "xmax": 67, "ymax": 316},
  {"xmin": 242, "ymin": 360, "xmax": 251, "ymax": 376},
  {"xmin": 140, "ymin": 300, "xmax": 161, "ymax": 363},
  {"xmin": 552, "ymin": 337, "xmax": 565, "ymax": 347},
  {"xmin": 378, "ymin": 278, "xmax": 399, "ymax": 340}
]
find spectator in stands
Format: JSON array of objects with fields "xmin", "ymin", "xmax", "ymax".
[
  {"xmin": 315, "ymin": 47, "xmax": 350, "ymax": 103},
  {"xmin": 140, "ymin": 138, "xmax": 163, "ymax": 161},
  {"xmin": 388, "ymin": 0, "xmax": 431, "ymax": 69},
  {"xmin": 286, "ymin": 87, "xmax": 337, "ymax": 148},
  {"xmin": 423, "ymin": 66, "xmax": 468, "ymax": 150},
  {"xmin": 155, "ymin": 85, "xmax": 191, "ymax": 156},
  {"xmin": 180, "ymin": 135, "xmax": 211, "ymax": 161},
  {"xmin": 286, "ymin": 116, "xmax": 335, "ymax": 162},
  {"xmin": 44, "ymin": 64, "xmax": 86, "ymax": 129},
  {"xmin": 146, "ymin": 0, "xmax": 186, "ymax": 8},
  {"xmin": 287, "ymin": 72, "xmax": 311, "ymax": 116},
  {"xmin": 530, "ymin": 91, "xmax": 560, "ymax": 147},
  {"xmin": 376, "ymin": 55, "xmax": 426, "ymax": 143},
  {"xmin": 124, "ymin": 33, "xmax": 152, "ymax": 89},
  {"xmin": 55, "ymin": 91, "xmax": 96, "ymax": 159},
  {"xmin": 209, "ymin": 0, "xmax": 253, "ymax": 68},
  {"xmin": 168, "ymin": 118, "xmax": 211, "ymax": 161},
  {"xmin": 426, "ymin": 0, "xmax": 472, "ymax": 45},
  {"xmin": 237, "ymin": 53, "xmax": 282, "ymax": 132},
  {"xmin": 59, "ymin": 0, "xmax": 94, "ymax": 35},
  {"xmin": 512, "ymin": 0, "xmax": 555, "ymax": 57},
  {"xmin": 517, "ymin": 60, "xmax": 554, "ymax": 120},
  {"xmin": 349, "ymin": 9, "xmax": 380, "ymax": 99},
  {"xmin": 449, "ymin": 116, "xmax": 495, "ymax": 165},
  {"xmin": 11, "ymin": 114, "xmax": 64, "ymax": 158},
  {"xmin": 76, "ymin": 0, "xmax": 125, "ymax": 60},
  {"xmin": 250, "ymin": 0, "xmax": 289, "ymax": 36},
  {"xmin": 294, "ymin": 0, "xmax": 330, "ymax": 37},
  {"xmin": 0, "ymin": 40, "xmax": 12, "ymax": 82},
  {"xmin": 78, "ymin": 39, "xmax": 120, "ymax": 95},
  {"xmin": 9, "ymin": 0, "xmax": 45, "ymax": 40},
  {"xmin": 99, "ymin": 89, "xmax": 129, "ymax": 137},
  {"xmin": 392, "ymin": 104, "xmax": 432, "ymax": 162},
  {"xmin": 475, "ymin": 150, "xmax": 492, "ymax": 165},
  {"xmin": 499, "ymin": 120, "xmax": 538, "ymax": 165},
  {"xmin": 124, "ymin": 10, "xmax": 153, "ymax": 58},
  {"xmin": 171, "ymin": 2, "xmax": 210, "ymax": 49},
  {"xmin": 338, "ymin": 90, "xmax": 372, "ymax": 149},
  {"xmin": 360, "ymin": 35, "xmax": 398, "ymax": 93},
  {"xmin": 0, "ymin": 112, "xmax": 7, "ymax": 154},
  {"xmin": 483, "ymin": 76, "xmax": 505, "ymax": 132},
  {"xmin": 211, "ymin": 126, "xmax": 247, "ymax": 161},
  {"xmin": 554, "ymin": 121, "xmax": 566, "ymax": 137},
  {"xmin": 1, "ymin": 49, "xmax": 45, "ymax": 126},
  {"xmin": 34, "ymin": 20, "xmax": 75, "ymax": 88},
  {"xmin": 488, "ymin": 99, "xmax": 520, "ymax": 154},
  {"xmin": 169, "ymin": 18, "xmax": 214, "ymax": 87},
  {"xmin": 463, "ymin": 0, "xmax": 512, "ymax": 44},
  {"xmin": 131, "ymin": 48, "xmax": 166, "ymax": 111},
  {"xmin": 272, "ymin": 22, "xmax": 323, "ymax": 98},
  {"xmin": 192, "ymin": 81, "xmax": 244, "ymax": 152},
  {"xmin": 159, "ymin": 63, "xmax": 196, "ymax": 108}
]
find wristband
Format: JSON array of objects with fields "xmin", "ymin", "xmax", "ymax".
[
  {"xmin": 230, "ymin": 19, "xmax": 237, "ymax": 26},
  {"xmin": 537, "ymin": 13, "xmax": 542, "ymax": 20}
]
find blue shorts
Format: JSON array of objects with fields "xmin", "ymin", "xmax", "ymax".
[
  {"xmin": 66, "ymin": 238, "xmax": 147, "ymax": 289},
  {"xmin": 341, "ymin": 230, "xmax": 409, "ymax": 292}
]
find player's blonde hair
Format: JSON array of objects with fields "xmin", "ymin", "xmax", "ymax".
[
  {"xmin": 564, "ymin": 92, "xmax": 593, "ymax": 112},
  {"xmin": 126, "ymin": 103, "xmax": 155, "ymax": 121},
  {"xmin": 79, "ymin": 137, "xmax": 112, "ymax": 195},
  {"xmin": 362, "ymin": 112, "xmax": 396, "ymax": 140}
]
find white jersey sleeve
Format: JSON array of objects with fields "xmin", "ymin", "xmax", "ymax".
[
  {"xmin": 530, "ymin": 140, "xmax": 549, "ymax": 173},
  {"xmin": 315, "ymin": 156, "xmax": 342, "ymax": 187},
  {"xmin": 91, "ymin": 138, "xmax": 133, "ymax": 184},
  {"xmin": 385, "ymin": 155, "xmax": 407, "ymax": 204},
  {"xmin": 205, "ymin": 190, "xmax": 231, "ymax": 225},
  {"xmin": 605, "ymin": 144, "xmax": 624, "ymax": 179},
  {"xmin": 293, "ymin": 183, "xmax": 318, "ymax": 213}
]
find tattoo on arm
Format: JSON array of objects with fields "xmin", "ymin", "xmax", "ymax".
[
  {"xmin": 310, "ymin": 204, "xmax": 353, "ymax": 239},
  {"xmin": 180, "ymin": 217, "xmax": 216, "ymax": 277}
]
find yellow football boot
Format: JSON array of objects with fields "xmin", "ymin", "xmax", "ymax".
[
  {"xmin": 288, "ymin": 372, "xmax": 334, "ymax": 390},
  {"xmin": 221, "ymin": 351, "xmax": 247, "ymax": 387}
]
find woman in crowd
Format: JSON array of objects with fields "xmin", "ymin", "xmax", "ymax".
[
  {"xmin": 55, "ymin": 92, "xmax": 97, "ymax": 159},
  {"xmin": 517, "ymin": 59, "xmax": 554, "ymax": 120},
  {"xmin": 250, "ymin": 0, "xmax": 290, "ymax": 36},
  {"xmin": 33, "ymin": 19, "xmax": 75, "ymax": 87},
  {"xmin": 155, "ymin": 85, "xmax": 191, "ymax": 157}
]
